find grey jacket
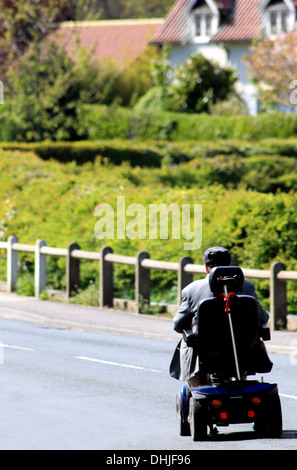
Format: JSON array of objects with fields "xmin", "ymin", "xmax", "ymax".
[{"xmin": 169, "ymin": 276, "xmax": 270, "ymax": 381}]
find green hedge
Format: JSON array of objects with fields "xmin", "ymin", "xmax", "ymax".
[
  {"xmin": 1, "ymin": 139, "xmax": 297, "ymax": 194},
  {"xmin": 79, "ymin": 105, "xmax": 297, "ymax": 141},
  {"xmin": 0, "ymin": 140, "xmax": 163, "ymax": 167},
  {"xmin": 3, "ymin": 101, "xmax": 297, "ymax": 142},
  {"xmin": 3, "ymin": 137, "xmax": 297, "ymax": 162},
  {"xmin": 2, "ymin": 148, "xmax": 297, "ymax": 312}
]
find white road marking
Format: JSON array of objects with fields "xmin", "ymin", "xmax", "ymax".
[
  {"xmin": 77, "ymin": 359, "xmax": 297, "ymax": 399},
  {"xmin": 76, "ymin": 356, "xmax": 164, "ymax": 374},
  {"xmin": 2, "ymin": 343, "xmax": 34, "ymax": 352},
  {"xmin": 279, "ymin": 393, "xmax": 297, "ymax": 401}
]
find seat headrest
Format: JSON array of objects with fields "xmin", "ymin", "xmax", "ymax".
[{"xmin": 209, "ymin": 266, "xmax": 244, "ymax": 296}]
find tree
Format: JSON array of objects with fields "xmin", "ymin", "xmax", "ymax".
[
  {"xmin": 70, "ymin": 0, "xmax": 174, "ymax": 20},
  {"xmin": 244, "ymin": 31, "xmax": 297, "ymax": 110},
  {"xmin": 112, "ymin": 45, "xmax": 162, "ymax": 107},
  {"xmin": 6, "ymin": 39, "xmax": 80, "ymax": 141},
  {"xmin": 153, "ymin": 52, "xmax": 237, "ymax": 114},
  {"xmin": 5, "ymin": 37, "xmax": 119, "ymax": 141},
  {"xmin": 0, "ymin": 0, "xmax": 70, "ymax": 77},
  {"xmin": 121, "ymin": 0, "xmax": 174, "ymax": 18}
]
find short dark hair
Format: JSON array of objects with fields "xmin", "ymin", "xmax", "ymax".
[{"xmin": 203, "ymin": 246, "xmax": 231, "ymax": 268}]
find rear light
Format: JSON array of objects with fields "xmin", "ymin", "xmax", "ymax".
[
  {"xmin": 251, "ymin": 396, "xmax": 261, "ymax": 406},
  {"xmin": 248, "ymin": 410, "xmax": 255, "ymax": 419},
  {"xmin": 211, "ymin": 399, "xmax": 222, "ymax": 409},
  {"xmin": 220, "ymin": 411, "xmax": 228, "ymax": 420}
]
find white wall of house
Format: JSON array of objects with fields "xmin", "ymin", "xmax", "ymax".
[
  {"xmin": 170, "ymin": 42, "xmax": 259, "ymax": 115},
  {"xmin": 170, "ymin": 43, "xmax": 228, "ymax": 68},
  {"xmin": 227, "ymin": 45, "xmax": 259, "ymax": 116}
]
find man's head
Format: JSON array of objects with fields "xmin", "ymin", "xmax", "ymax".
[{"xmin": 203, "ymin": 246, "xmax": 231, "ymax": 274}]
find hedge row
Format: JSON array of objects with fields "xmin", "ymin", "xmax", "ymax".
[
  {"xmin": 3, "ymin": 137, "xmax": 297, "ymax": 166},
  {"xmin": 2, "ymin": 139, "xmax": 297, "ymax": 194},
  {"xmin": 3, "ymin": 102, "xmax": 297, "ymax": 142},
  {"xmin": 0, "ymin": 140, "xmax": 163, "ymax": 167},
  {"xmin": 79, "ymin": 105, "xmax": 297, "ymax": 141},
  {"xmin": 2, "ymin": 149, "xmax": 297, "ymax": 312}
]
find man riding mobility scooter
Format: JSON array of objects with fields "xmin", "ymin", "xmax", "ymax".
[{"xmin": 175, "ymin": 266, "xmax": 282, "ymax": 441}]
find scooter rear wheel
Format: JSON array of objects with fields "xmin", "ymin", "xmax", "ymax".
[
  {"xmin": 254, "ymin": 393, "xmax": 282, "ymax": 438},
  {"xmin": 189, "ymin": 397, "xmax": 207, "ymax": 441},
  {"xmin": 176, "ymin": 393, "xmax": 191, "ymax": 436}
]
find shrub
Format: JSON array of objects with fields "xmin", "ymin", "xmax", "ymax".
[
  {"xmin": 165, "ymin": 53, "xmax": 237, "ymax": 113},
  {"xmin": 78, "ymin": 105, "xmax": 297, "ymax": 141},
  {"xmin": 111, "ymin": 46, "xmax": 161, "ymax": 107},
  {"xmin": 6, "ymin": 40, "xmax": 85, "ymax": 141},
  {"xmin": 1, "ymin": 139, "xmax": 297, "ymax": 194},
  {"xmin": 0, "ymin": 140, "xmax": 163, "ymax": 167},
  {"xmin": 134, "ymin": 86, "xmax": 165, "ymax": 113},
  {"xmin": 2, "ymin": 148, "xmax": 297, "ymax": 310},
  {"xmin": 209, "ymin": 94, "xmax": 248, "ymax": 116}
]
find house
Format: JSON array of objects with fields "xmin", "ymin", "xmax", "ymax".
[
  {"xmin": 150, "ymin": 0, "xmax": 297, "ymax": 115},
  {"xmin": 52, "ymin": 18, "xmax": 163, "ymax": 69}
]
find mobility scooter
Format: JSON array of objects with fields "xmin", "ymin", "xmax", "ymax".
[{"xmin": 176, "ymin": 266, "xmax": 282, "ymax": 441}]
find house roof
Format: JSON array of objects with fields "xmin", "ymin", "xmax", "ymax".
[
  {"xmin": 51, "ymin": 19, "xmax": 163, "ymax": 67},
  {"xmin": 150, "ymin": 0, "xmax": 237, "ymax": 45},
  {"xmin": 150, "ymin": 0, "xmax": 285, "ymax": 45},
  {"xmin": 211, "ymin": 0, "xmax": 263, "ymax": 42},
  {"xmin": 149, "ymin": 0, "xmax": 191, "ymax": 45}
]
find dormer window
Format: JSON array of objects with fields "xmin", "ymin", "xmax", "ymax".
[
  {"xmin": 195, "ymin": 13, "xmax": 213, "ymax": 36},
  {"xmin": 192, "ymin": 4, "xmax": 219, "ymax": 42},
  {"xmin": 269, "ymin": 9, "xmax": 289, "ymax": 33},
  {"xmin": 264, "ymin": 1, "xmax": 295, "ymax": 37}
]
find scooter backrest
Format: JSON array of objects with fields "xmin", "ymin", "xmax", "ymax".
[
  {"xmin": 197, "ymin": 295, "xmax": 261, "ymax": 376},
  {"xmin": 209, "ymin": 266, "xmax": 244, "ymax": 296}
]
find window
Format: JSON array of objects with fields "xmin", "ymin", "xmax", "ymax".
[
  {"xmin": 281, "ymin": 11, "xmax": 289, "ymax": 32},
  {"xmin": 195, "ymin": 14, "xmax": 202, "ymax": 36},
  {"xmin": 270, "ymin": 11, "xmax": 277, "ymax": 34},
  {"xmin": 193, "ymin": 12, "xmax": 215, "ymax": 39},
  {"xmin": 205, "ymin": 14, "xmax": 212, "ymax": 36},
  {"xmin": 266, "ymin": 8, "xmax": 292, "ymax": 36}
]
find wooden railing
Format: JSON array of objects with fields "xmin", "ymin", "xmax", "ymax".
[{"xmin": 0, "ymin": 236, "xmax": 294, "ymax": 331}]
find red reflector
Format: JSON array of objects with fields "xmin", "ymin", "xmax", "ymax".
[
  {"xmin": 251, "ymin": 396, "xmax": 261, "ymax": 406},
  {"xmin": 248, "ymin": 410, "xmax": 255, "ymax": 418},
  {"xmin": 211, "ymin": 399, "xmax": 222, "ymax": 409},
  {"xmin": 220, "ymin": 412, "xmax": 228, "ymax": 420}
]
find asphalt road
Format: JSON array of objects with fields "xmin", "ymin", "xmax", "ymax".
[{"xmin": 0, "ymin": 317, "xmax": 296, "ymax": 450}]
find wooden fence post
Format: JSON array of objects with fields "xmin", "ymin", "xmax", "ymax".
[
  {"xmin": 7, "ymin": 236, "xmax": 18, "ymax": 292},
  {"xmin": 178, "ymin": 256, "xmax": 193, "ymax": 305},
  {"xmin": 35, "ymin": 239, "xmax": 47, "ymax": 298},
  {"xmin": 270, "ymin": 261, "xmax": 287, "ymax": 330},
  {"xmin": 136, "ymin": 251, "xmax": 150, "ymax": 313},
  {"xmin": 66, "ymin": 242, "xmax": 80, "ymax": 300},
  {"xmin": 100, "ymin": 246, "xmax": 113, "ymax": 308}
]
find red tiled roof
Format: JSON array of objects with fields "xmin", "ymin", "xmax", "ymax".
[
  {"xmin": 150, "ymin": 0, "xmax": 266, "ymax": 45},
  {"xmin": 52, "ymin": 19, "xmax": 163, "ymax": 67},
  {"xmin": 150, "ymin": 0, "xmax": 234, "ymax": 45},
  {"xmin": 150, "ymin": 0, "xmax": 191, "ymax": 45},
  {"xmin": 211, "ymin": 0, "xmax": 263, "ymax": 42}
]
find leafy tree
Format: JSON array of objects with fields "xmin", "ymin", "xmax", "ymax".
[
  {"xmin": 121, "ymin": 0, "xmax": 174, "ymax": 18},
  {"xmin": 152, "ymin": 52, "xmax": 237, "ymax": 113},
  {"xmin": 71, "ymin": 43, "xmax": 119, "ymax": 105},
  {"xmin": 244, "ymin": 32, "xmax": 297, "ymax": 110},
  {"xmin": 112, "ymin": 46, "xmax": 162, "ymax": 107},
  {"xmin": 70, "ymin": 0, "xmax": 112, "ymax": 20},
  {"xmin": 70, "ymin": 0, "xmax": 174, "ymax": 20},
  {"xmin": 5, "ymin": 37, "xmax": 119, "ymax": 141},
  {"xmin": 6, "ymin": 39, "xmax": 80, "ymax": 141},
  {"xmin": 0, "ymin": 0, "xmax": 70, "ymax": 77}
]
